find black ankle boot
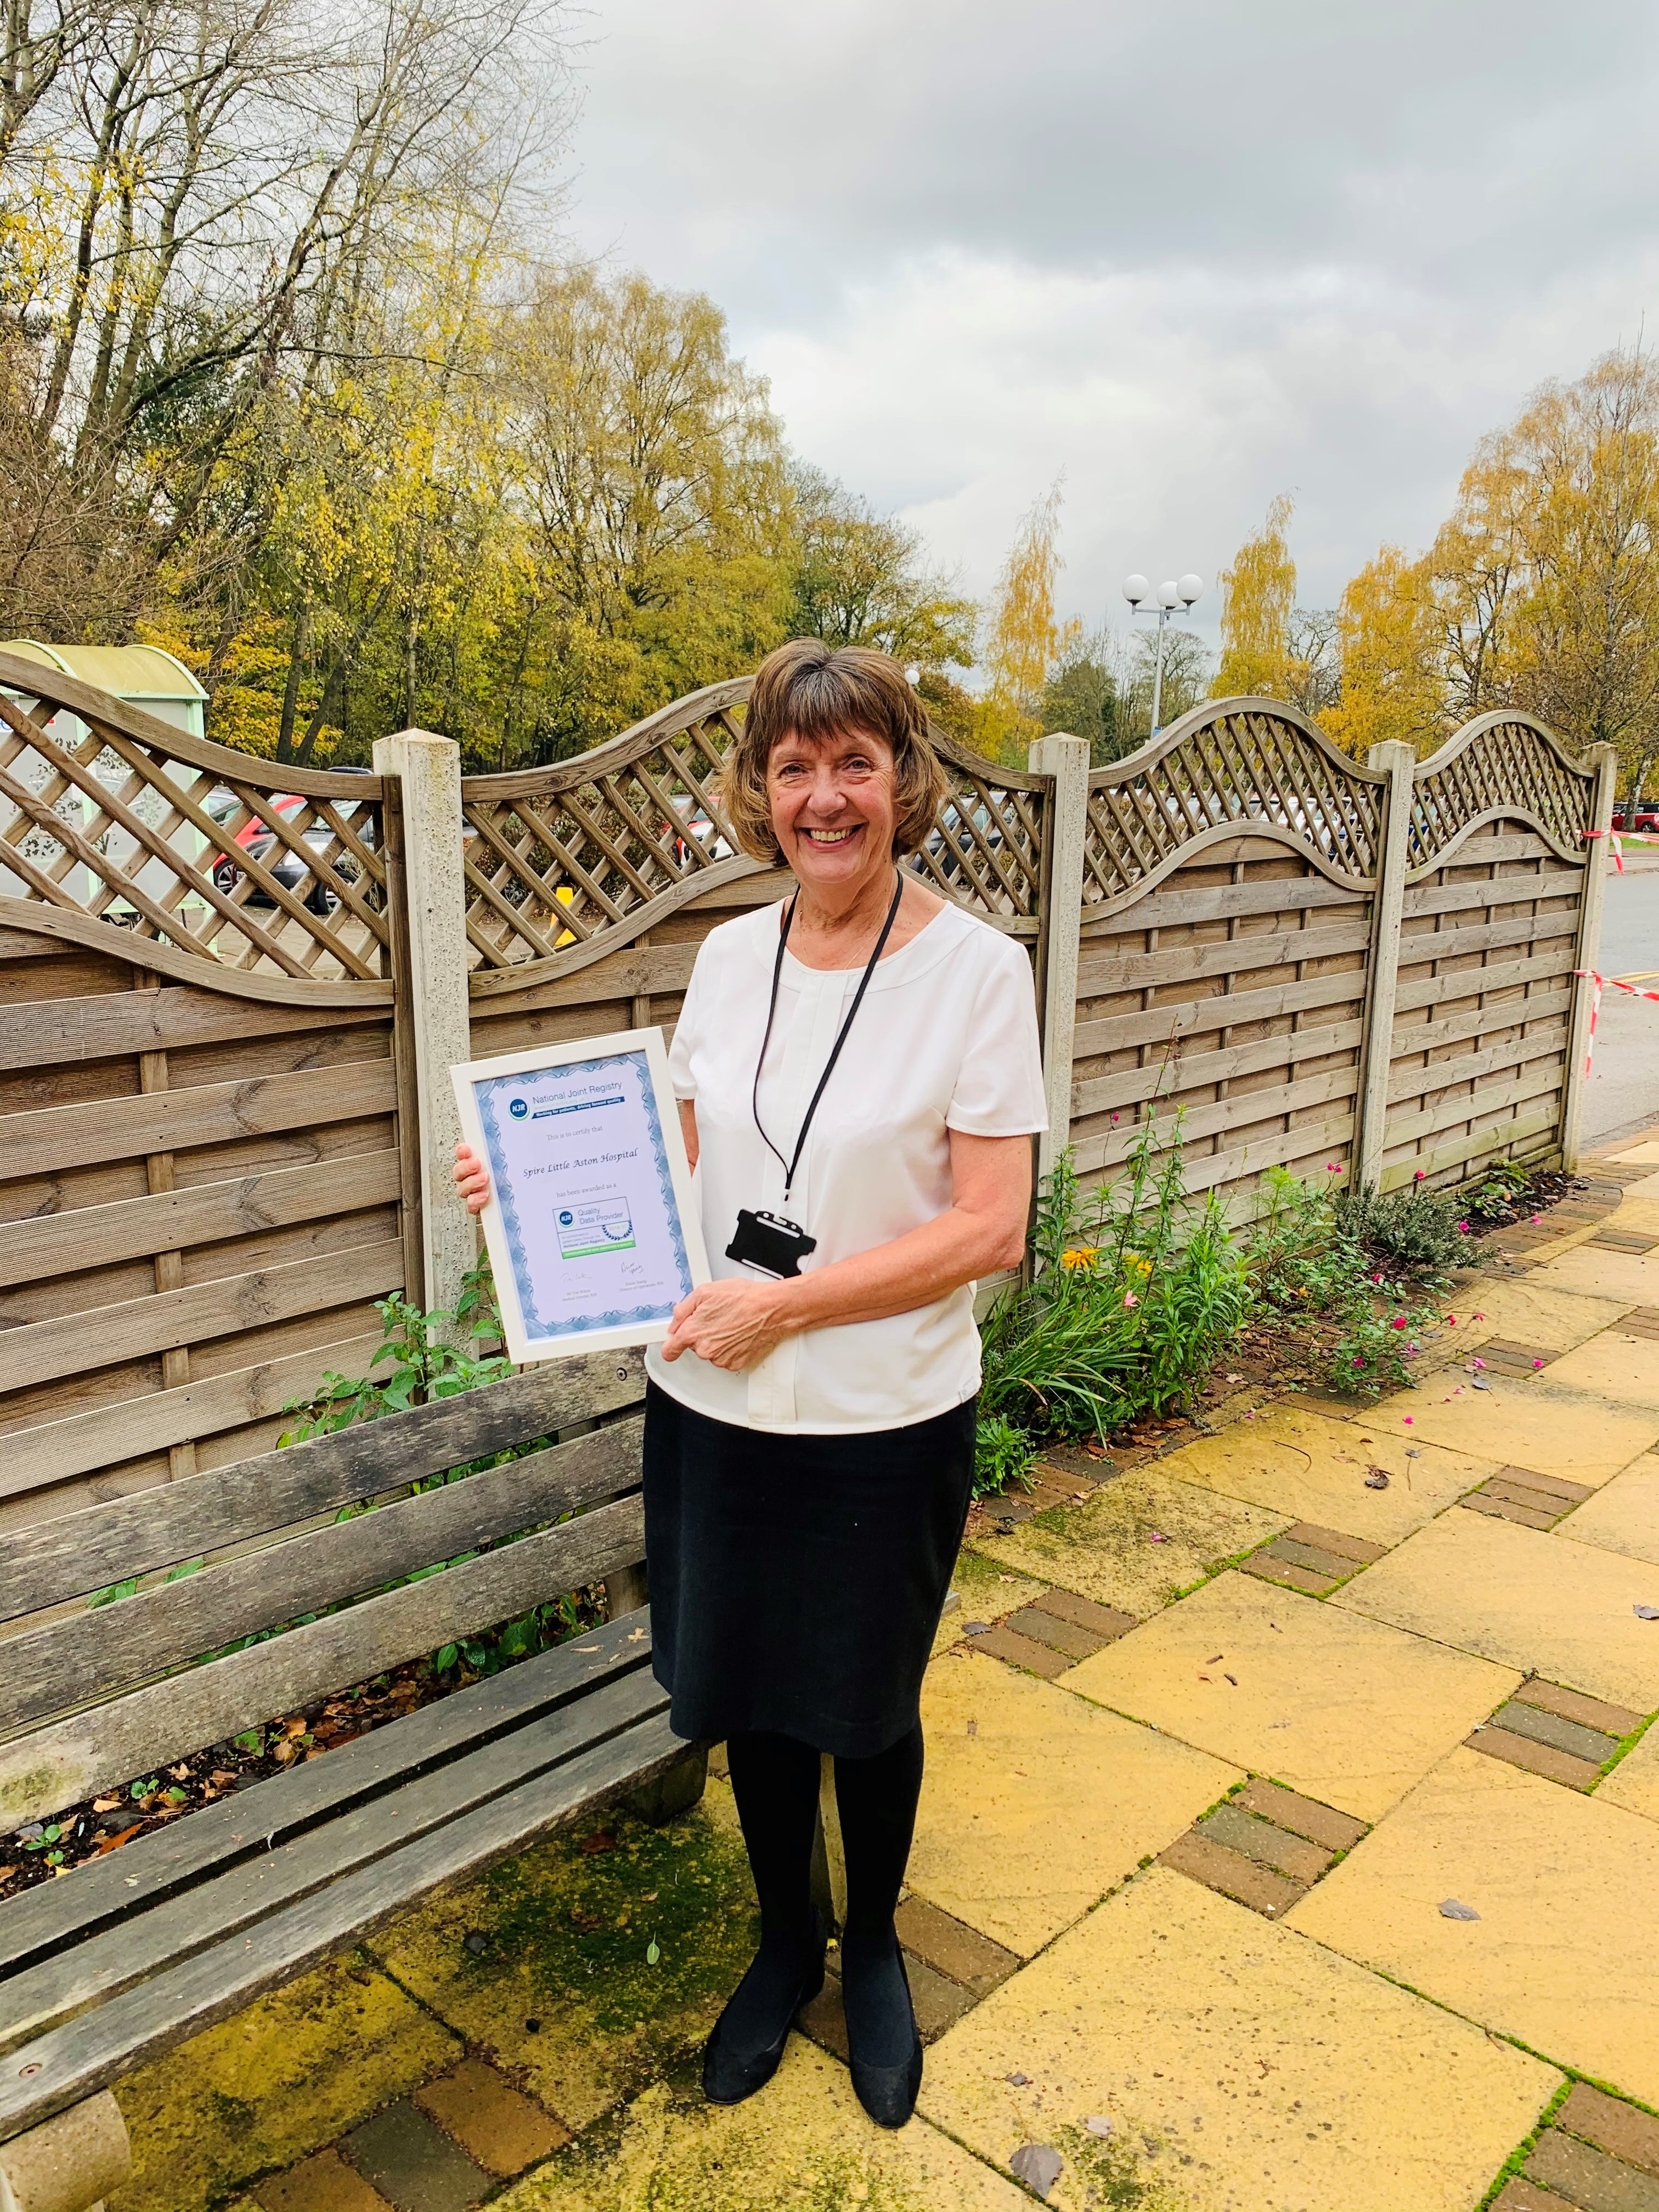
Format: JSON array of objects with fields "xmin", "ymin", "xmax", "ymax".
[
  {"xmin": 843, "ymin": 1944, "xmax": 923, "ymax": 2129},
  {"xmin": 702, "ymin": 1915, "xmax": 827, "ymax": 2105}
]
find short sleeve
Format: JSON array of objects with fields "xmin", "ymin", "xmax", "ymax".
[
  {"xmin": 667, "ymin": 943, "xmax": 706, "ymax": 1099},
  {"xmin": 946, "ymin": 935, "xmax": 1048, "ymax": 1136}
]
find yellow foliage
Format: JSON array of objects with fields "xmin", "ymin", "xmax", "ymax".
[
  {"xmin": 1318, "ymin": 546, "xmax": 1446, "ymax": 758},
  {"xmin": 1214, "ymin": 494, "xmax": 1297, "ymax": 698},
  {"xmin": 984, "ymin": 481, "xmax": 1076, "ymax": 741}
]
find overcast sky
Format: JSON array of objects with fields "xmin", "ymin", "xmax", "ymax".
[{"xmin": 557, "ymin": 0, "xmax": 1659, "ymax": 650}]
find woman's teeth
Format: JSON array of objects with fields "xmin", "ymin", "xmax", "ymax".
[{"xmin": 803, "ymin": 827, "xmax": 856, "ymax": 843}]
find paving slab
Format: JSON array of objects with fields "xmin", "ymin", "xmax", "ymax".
[
  {"xmin": 1287, "ymin": 1748, "xmax": 1659, "ymax": 2108},
  {"xmin": 909, "ymin": 1648, "xmax": 1239, "ymax": 1957},
  {"xmin": 252, "ymin": 2151, "xmax": 396, "ymax": 2212},
  {"xmin": 1543, "ymin": 1333, "xmax": 1659, "ymax": 1412},
  {"xmin": 1356, "ymin": 1375, "xmax": 1659, "ymax": 1487},
  {"xmin": 114, "ymin": 1958, "xmax": 460, "ymax": 2212},
  {"xmin": 414, "ymin": 2061, "xmax": 569, "ymax": 2177},
  {"xmin": 1333, "ymin": 1509, "xmax": 1659, "ymax": 1711},
  {"xmin": 1061, "ymin": 1570, "xmax": 1517, "ymax": 1822},
  {"xmin": 963, "ymin": 1465, "xmax": 1287, "ymax": 1618},
  {"xmin": 1431, "ymin": 1279, "xmax": 1636, "ymax": 1356},
  {"xmin": 340, "ymin": 2103, "xmax": 488, "ymax": 2212},
  {"xmin": 917, "ymin": 1864, "xmax": 1558, "ymax": 2212},
  {"xmin": 1530, "ymin": 1244, "xmax": 1659, "ymax": 1305},
  {"xmin": 934, "ymin": 1556, "xmax": 1048, "ymax": 1654},
  {"xmin": 369, "ymin": 1790, "xmax": 760, "ymax": 2132},
  {"xmin": 1557, "ymin": 1454, "xmax": 1659, "ymax": 1568},
  {"xmin": 1608, "ymin": 1140, "xmax": 1659, "ymax": 1165},
  {"xmin": 1161, "ymin": 1406, "xmax": 1486, "ymax": 1544},
  {"xmin": 488, "ymin": 2042, "xmax": 1033, "ymax": 2211},
  {"xmin": 1596, "ymin": 1724, "xmax": 1659, "ymax": 1822}
]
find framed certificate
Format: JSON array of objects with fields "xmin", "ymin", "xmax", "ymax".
[{"xmin": 450, "ymin": 1028, "xmax": 709, "ymax": 1363}]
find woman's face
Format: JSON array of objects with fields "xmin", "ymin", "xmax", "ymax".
[{"xmin": 765, "ymin": 725, "xmax": 898, "ymax": 895}]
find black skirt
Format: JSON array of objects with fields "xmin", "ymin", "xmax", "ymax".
[{"xmin": 641, "ymin": 1379, "xmax": 977, "ymax": 1758}]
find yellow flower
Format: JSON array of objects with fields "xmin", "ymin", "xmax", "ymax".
[{"xmin": 1060, "ymin": 1246, "xmax": 1101, "ymax": 1271}]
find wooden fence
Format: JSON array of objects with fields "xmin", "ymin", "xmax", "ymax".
[{"xmin": 0, "ymin": 652, "xmax": 1613, "ymax": 1537}]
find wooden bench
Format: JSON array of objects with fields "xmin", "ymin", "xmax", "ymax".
[{"xmin": 0, "ymin": 1351, "xmax": 699, "ymax": 2212}]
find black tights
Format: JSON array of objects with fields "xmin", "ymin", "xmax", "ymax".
[{"xmin": 724, "ymin": 1724, "xmax": 924, "ymax": 2066}]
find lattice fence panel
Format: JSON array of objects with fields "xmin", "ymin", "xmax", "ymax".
[
  {"xmin": 1068, "ymin": 845, "xmax": 1374, "ymax": 1210},
  {"xmin": 1381, "ymin": 822, "xmax": 1585, "ymax": 1190},
  {"xmin": 1084, "ymin": 701, "xmax": 1385, "ymax": 907},
  {"xmin": 0, "ymin": 668, "xmax": 388, "ymax": 983},
  {"xmin": 461, "ymin": 681, "xmax": 1049, "ymax": 974},
  {"xmin": 1408, "ymin": 715, "xmax": 1595, "ymax": 868}
]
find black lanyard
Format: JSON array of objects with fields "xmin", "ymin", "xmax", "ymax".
[{"xmin": 753, "ymin": 871, "xmax": 904, "ymax": 1204}]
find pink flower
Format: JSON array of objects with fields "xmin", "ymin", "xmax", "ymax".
[
  {"xmin": 1391, "ymin": 1316, "xmax": 1409, "ymax": 1330},
  {"xmin": 1530, "ymin": 1213, "xmax": 1542, "ymax": 1224},
  {"xmin": 1532, "ymin": 1358, "xmax": 1544, "ymax": 1369},
  {"xmin": 1473, "ymin": 1311, "xmax": 1485, "ymax": 1321},
  {"xmin": 1122, "ymin": 1291, "xmax": 1138, "ymax": 1308},
  {"xmin": 1403, "ymin": 1415, "xmax": 1414, "ymax": 1424},
  {"xmin": 1111, "ymin": 1113, "xmax": 1120, "ymax": 1124},
  {"xmin": 1326, "ymin": 1163, "xmax": 1341, "ymax": 1172},
  {"xmin": 1445, "ymin": 1314, "xmax": 1458, "ymax": 1325},
  {"xmin": 1353, "ymin": 1355, "xmax": 1366, "ymax": 1367},
  {"xmin": 1457, "ymin": 1221, "xmax": 1470, "ymax": 1234},
  {"xmin": 1414, "ymin": 1169, "xmax": 1426, "ymax": 1182}
]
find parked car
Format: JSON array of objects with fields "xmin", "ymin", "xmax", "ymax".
[
  {"xmin": 204, "ymin": 788, "xmax": 362, "ymax": 916},
  {"xmin": 1613, "ymin": 805, "xmax": 1658, "ymax": 834}
]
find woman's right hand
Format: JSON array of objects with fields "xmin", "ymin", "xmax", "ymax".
[{"xmin": 454, "ymin": 1141, "xmax": 492, "ymax": 1215}]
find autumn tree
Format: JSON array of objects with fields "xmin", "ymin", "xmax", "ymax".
[
  {"xmin": 1213, "ymin": 494, "xmax": 1297, "ymax": 698},
  {"xmin": 1318, "ymin": 547, "xmax": 1445, "ymax": 756},
  {"xmin": 979, "ymin": 478, "xmax": 1077, "ymax": 761},
  {"xmin": 1038, "ymin": 628, "xmax": 1120, "ymax": 765},
  {"xmin": 787, "ymin": 466, "xmax": 975, "ymax": 671}
]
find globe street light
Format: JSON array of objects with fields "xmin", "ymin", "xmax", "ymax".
[{"xmin": 1124, "ymin": 572, "xmax": 1204, "ymax": 736}]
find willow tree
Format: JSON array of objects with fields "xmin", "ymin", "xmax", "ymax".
[
  {"xmin": 1213, "ymin": 494, "xmax": 1297, "ymax": 698},
  {"xmin": 979, "ymin": 479, "xmax": 1076, "ymax": 760}
]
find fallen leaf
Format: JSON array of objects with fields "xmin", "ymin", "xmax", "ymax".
[
  {"xmin": 646, "ymin": 1939, "xmax": 661, "ymax": 1965},
  {"xmin": 169, "ymin": 1764, "xmax": 190, "ymax": 1781},
  {"xmin": 92, "ymin": 1797, "xmax": 120, "ymax": 1814},
  {"xmin": 1224, "ymin": 1673, "xmax": 1238, "ymax": 1685},
  {"xmin": 94, "ymin": 1824, "xmax": 143, "ymax": 1855},
  {"xmin": 1365, "ymin": 1470, "xmax": 1390, "ymax": 1490},
  {"xmin": 1635, "ymin": 1606, "xmax": 1659, "ymax": 1622},
  {"xmin": 283, "ymin": 1717, "xmax": 307, "ymax": 1740},
  {"xmin": 0, "ymin": 1868, "xmax": 16, "ymax": 1884},
  {"xmin": 1085, "ymin": 2116, "xmax": 1114, "ymax": 2138},
  {"xmin": 1207, "ymin": 1653, "xmax": 1223, "ymax": 1663},
  {"xmin": 1438, "ymin": 1898, "xmax": 1481, "ymax": 1921},
  {"xmin": 464, "ymin": 1931, "xmax": 488, "ymax": 1955},
  {"xmin": 1005, "ymin": 2071, "xmax": 1030, "ymax": 2087},
  {"xmin": 1009, "ymin": 2145, "xmax": 1063, "ymax": 2198},
  {"xmin": 964, "ymin": 1620, "xmax": 991, "ymax": 1635}
]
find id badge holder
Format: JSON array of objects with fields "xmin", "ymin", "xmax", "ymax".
[{"xmin": 726, "ymin": 1207, "xmax": 818, "ymax": 1279}]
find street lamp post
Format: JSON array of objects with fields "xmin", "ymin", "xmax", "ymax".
[{"xmin": 1124, "ymin": 573, "xmax": 1204, "ymax": 736}]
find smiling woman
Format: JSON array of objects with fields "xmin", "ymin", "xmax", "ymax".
[{"xmin": 453, "ymin": 639, "xmax": 1045, "ymax": 2128}]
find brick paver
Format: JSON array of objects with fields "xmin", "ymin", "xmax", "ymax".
[
  {"xmin": 340, "ymin": 2105, "xmax": 488, "ymax": 2212},
  {"xmin": 413, "ymin": 2061, "xmax": 568, "ymax": 2178},
  {"xmin": 1516, "ymin": 1678, "xmax": 1645, "ymax": 1736},
  {"xmin": 1526, "ymin": 2128, "xmax": 1659, "ymax": 2211},
  {"xmin": 1466, "ymin": 1720, "xmax": 1604, "ymax": 1790},
  {"xmin": 1158, "ymin": 1829, "xmax": 1304, "ymax": 1916},
  {"xmin": 253, "ymin": 2149, "xmax": 395, "ymax": 2212},
  {"xmin": 891, "ymin": 1896, "xmax": 1019, "ymax": 1995},
  {"xmin": 1559, "ymin": 2081, "xmax": 1659, "ymax": 2175},
  {"xmin": 1233, "ymin": 1777, "xmax": 1367, "ymax": 1850},
  {"xmin": 1197, "ymin": 1800, "xmax": 1333, "ymax": 1882}
]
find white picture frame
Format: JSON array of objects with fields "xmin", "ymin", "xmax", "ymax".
[{"xmin": 450, "ymin": 1027, "xmax": 708, "ymax": 1364}]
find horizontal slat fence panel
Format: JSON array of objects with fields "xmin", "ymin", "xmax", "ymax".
[
  {"xmin": 1069, "ymin": 840, "xmax": 1372, "ymax": 1203},
  {"xmin": 1380, "ymin": 821, "xmax": 1587, "ymax": 1192}
]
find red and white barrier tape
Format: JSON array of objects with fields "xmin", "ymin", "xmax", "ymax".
[
  {"xmin": 1574, "ymin": 968, "xmax": 1659, "ymax": 1076},
  {"xmin": 1585, "ymin": 826, "xmax": 1659, "ymax": 873}
]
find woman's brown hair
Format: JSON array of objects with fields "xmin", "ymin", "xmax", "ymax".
[{"xmin": 719, "ymin": 639, "xmax": 950, "ymax": 865}]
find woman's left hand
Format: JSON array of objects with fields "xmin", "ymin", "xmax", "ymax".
[{"xmin": 659, "ymin": 1277, "xmax": 794, "ymax": 1370}]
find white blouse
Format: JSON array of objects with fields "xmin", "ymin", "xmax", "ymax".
[{"xmin": 644, "ymin": 896, "xmax": 1047, "ymax": 1435}]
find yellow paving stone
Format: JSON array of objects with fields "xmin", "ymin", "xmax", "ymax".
[
  {"xmin": 369, "ymin": 1791, "xmax": 759, "ymax": 2132},
  {"xmin": 1061, "ymin": 1571, "xmax": 1516, "ymax": 1822},
  {"xmin": 1435, "ymin": 1277, "xmax": 1635, "ymax": 1353},
  {"xmin": 1529, "ymin": 1242, "xmax": 1659, "ymax": 1305},
  {"xmin": 1598, "ymin": 1721, "xmax": 1659, "ymax": 1821},
  {"xmin": 1618, "ymin": 1171, "xmax": 1659, "ymax": 1200},
  {"xmin": 963, "ymin": 1465, "xmax": 1288, "ymax": 1617},
  {"xmin": 492, "ymin": 2041, "xmax": 1033, "ymax": 2212},
  {"xmin": 1607, "ymin": 1138, "xmax": 1659, "ymax": 1164},
  {"xmin": 1286, "ymin": 1748, "xmax": 1659, "ymax": 2106},
  {"xmin": 909, "ymin": 1649, "xmax": 1239, "ymax": 1957},
  {"xmin": 1357, "ymin": 1374, "xmax": 1659, "ymax": 1486},
  {"xmin": 918, "ymin": 1864, "xmax": 1558, "ymax": 2212},
  {"xmin": 1544, "ymin": 1330, "xmax": 1659, "ymax": 1410},
  {"xmin": 1612, "ymin": 1195, "xmax": 1659, "ymax": 1233},
  {"xmin": 1163, "ymin": 1406, "xmax": 1486, "ymax": 1543},
  {"xmin": 1334, "ymin": 1508, "xmax": 1659, "ymax": 1709},
  {"xmin": 1556, "ymin": 1453, "xmax": 1659, "ymax": 1566},
  {"xmin": 112, "ymin": 1957, "xmax": 459, "ymax": 2212}
]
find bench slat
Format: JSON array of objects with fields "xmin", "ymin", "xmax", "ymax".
[
  {"xmin": 0, "ymin": 1664, "xmax": 668, "ymax": 2050},
  {"xmin": 0, "ymin": 1707, "xmax": 687, "ymax": 2141},
  {"xmin": 0, "ymin": 1494, "xmax": 646, "ymax": 1831},
  {"xmin": 2, "ymin": 1417, "xmax": 644, "ymax": 1735},
  {"xmin": 0, "ymin": 1610, "xmax": 656, "ymax": 1979},
  {"xmin": 0, "ymin": 1355, "xmax": 646, "ymax": 1621}
]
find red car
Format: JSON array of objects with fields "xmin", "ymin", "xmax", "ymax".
[{"xmin": 1613, "ymin": 805, "xmax": 1658, "ymax": 833}]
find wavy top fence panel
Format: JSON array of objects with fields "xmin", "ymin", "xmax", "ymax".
[
  {"xmin": 459, "ymin": 678, "xmax": 1051, "ymax": 990},
  {"xmin": 1083, "ymin": 698, "xmax": 1389, "ymax": 908},
  {"xmin": 1406, "ymin": 710, "xmax": 1598, "ymax": 871},
  {"xmin": 0, "ymin": 652, "xmax": 391, "ymax": 998}
]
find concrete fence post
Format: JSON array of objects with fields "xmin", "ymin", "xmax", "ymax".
[
  {"xmin": 373, "ymin": 727, "xmax": 475, "ymax": 1323},
  {"xmin": 1028, "ymin": 733, "xmax": 1091, "ymax": 1188},
  {"xmin": 1353, "ymin": 740, "xmax": 1417, "ymax": 1194},
  {"xmin": 1561, "ymin": 741, "xmax": 1620, "ymax": 1172}
]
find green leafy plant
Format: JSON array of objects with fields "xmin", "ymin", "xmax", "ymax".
[
  {"xmin": 1334, "ymin": 1179, "xmax": 1480, "ymax": 1279},
  {"xmin": 978, "ymin": 1119, "xmax": 1249, "ymax": 1458},
  {"xmin": 280, "ymin": 1259, "xmax": 512, "ymax": 1440},
  {"xmin": 972, "ymin": 1413, "xmax": 1040, "ymax": 1499},
  {"xmin": 1246, "ymin": 1167, "xmax": 1438, "ymax": 1399}
]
